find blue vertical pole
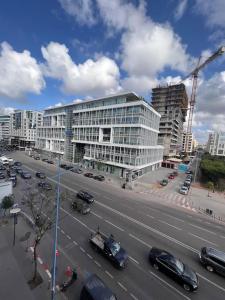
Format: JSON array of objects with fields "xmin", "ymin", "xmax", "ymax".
[{"xmin": 51, "ymin": 157, "xmax": 61, "ymax": 300}]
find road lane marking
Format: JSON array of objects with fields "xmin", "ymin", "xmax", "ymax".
[
  {"xmin": 189, "ymin": 224, "xmax": 216, "ymax": 235},
  {"xmin": 73, "ymin": 240, "xmax": 78, "ymax": 245},
  {"xmin": 128, "ymin": 256, "xmax": 140, "ymax": 265},
  {"xmin": 37, "ymin": 257, "xmax": 43, "ymax": 264},
  {"xmin": 130, "ymin": 293, "xmax": 139, "ymax": 300},
  {"xmin": 188, "ymin": 233, "xmax": 218, "ymax": 246},
  {"xmin": 150, "ymin": 271, "xmax": 191, "ymax": 300},
  {"xmin": 197, "ymin": 273, "xmax": 225, "ymax": 293},
  {"xmin": 61, "ymin": 229, "xmax": 65, "ymax": 234},
  {"xmin": 66, "ymin": 234, "xmax": 71, "ymax": 240},
  {"xmin": 46, "ymin": 270, "xmax": 52, "ymax": 278},
  {"xmin": 159, "ymin": 220, "xmax": 182, "ymax": 231},
  {"xmin": 105, "ymin": 270, "xmax": 114, "ymax": 279},
  {"xmin": 162, "ymin": 213, "xmax": 185, "ymax": 223},
  {"xmin": 91, "ymin": 212, "xmax": 103, "ymax": 219},
  {"xmin": 97, "ymin": 201, "xmax": 198, "ymax": 253},
  {"xmin": 80, "ymin": 247, "xmax": 86, "ymax": 253},
  {"xmin": 117, "ymin": 282, "xmax": 127, "ymax": 292},
  {"xmin": 129, "ymin": 234, "xmax": 152, "ymax": 248},
  {"xmin": 104, "ymin": 220, "xmax": 124, "ymax": 231},
  {"xmin": 146, "ymin": 214, "xmax": 155, "ymax": 219},
  {"xmin": 87, "ymin": 253, "xmax": 93, "ymax": 260},
  {"xmin": 94, "ymin": 260, "xmax": 101, "ymax": 267}
]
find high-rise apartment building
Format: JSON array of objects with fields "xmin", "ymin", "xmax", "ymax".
[
  {"xmin": 206, "ymin": 131, "xmax": 225, "ymax": 156},
  {"xmin": 151, "ymin": 83, "xmax": 188, "ymax": 158},
  {"xmin": 182, "ymin": 132, "xmax": 194, "ymax": 154},
  {"xmin": 0, "ymin": 115, "xmax": 10, "ymax": 142},
  {"xmin": 36, "ymin": 92, "xmax": 163, "ymax": 178},
  {"xmin": 10, "ymin": 110, "xmax": 43, "ymax": 148}
]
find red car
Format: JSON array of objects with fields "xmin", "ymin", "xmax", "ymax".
[{"xmin": 168, "ymin": 174, "xmax": 175, "ymax": 179}]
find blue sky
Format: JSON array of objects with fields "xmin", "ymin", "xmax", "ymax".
[{"xmin": 0, "ymin": 0, "xmax": 225, "ymax": 143}]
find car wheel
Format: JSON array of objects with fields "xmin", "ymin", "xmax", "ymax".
[
  {"xmin": 183, "ymin": 284, "xmax": 191, "ymax": 291},
  {"xmin": 206, "ymin": 265, "xmax": 214, "ymax": 272},
  {"xmin": 153, "ymin": 263, "xmax": 159, "ymax": 270}
]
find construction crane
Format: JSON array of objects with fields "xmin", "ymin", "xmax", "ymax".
[{"xmin": 183, "ymin": 46, "xmax": 225, "ymax": 154}]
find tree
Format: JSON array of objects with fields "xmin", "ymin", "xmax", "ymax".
[
  {"xmin": 206, "ymin": 181, "xmax": 214, "ymax": 197},
  {"xmin": 22, "ymin": 181, "xmax": 55, "ymax": 282},
  {"xmin": 1, "ymin": 195, "xmax": 14, "ymax": 216}
]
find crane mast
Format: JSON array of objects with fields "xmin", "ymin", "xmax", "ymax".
[{"xmin": 184, "ymin": 46, "xmax": 225, "ymax": 154}]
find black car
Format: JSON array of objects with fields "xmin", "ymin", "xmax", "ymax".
[
  {"xmin": 60, "ymin": 164, "xmax": 68, "ymax": 169},
  {"xmin": 0, "ymin": 165, "xmax": 6, "ymax": 170},
  {"xmin": 36, "ymin": 172, "xmax": 46, "ymax": 179},
  {"xmin": 0, "ymin": 172, "xmax": 5, "ymax": 179},
  {"xmin": 9, "ymin": 177, "xmax": 17, "ymax": 187},
  {"xmin": 14, "ymin": 161, "xmax": 22, "ymax": 166},
  {"xmin": 70, "ymin": 168, "xmax": 83, "ymax": 174},
  {"xmin": 38, "ymin": 181, "xmax": 52, "ymax": 190},
  {"xmin": 7, "ymin": 170, "xmax": 17, "ymax": 178},
  {"xmin": 93, "ymin": 175, "xmax": 105, "ymax": 181},
  {"xmin": 34, "ymin": 156, "xmax": 40, "ymax": 160},
  {"xmin": 149, "ymin": 247, "xmax": 198, "ymax": 291},
  {"xmin": 42, "ymin": 158, "xmax": 48, "ymax": 162},
  {"xmin": 80, "ymin": 274, "xmax": 117, "ymax": 300},
  {"xmin": 77, "ymin": 190, "xmax": 94, "ymax": 203},
  {"xmin": 47, "ymin": 160, "xmax": 54, "ymax": 164},
  {"xmin": 21, "ymin": 171, "xmax": 32, "ymax": 179},
  {"xmin": 84, "ymin": 172, "xmax": 94, "ymax": 178},
  {"xmin": 60, "ymin": 164, "xmax": 73, "ymax": 170},
  {"xmin": 199, "ymin": 247, "xmax": 225, "ymax": 277},
  {"xmin": 16, "ymin": 168, "xmax": 23, "ymax": 174}
]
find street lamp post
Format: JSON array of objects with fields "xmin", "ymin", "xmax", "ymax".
[{"xmin": 10, "ymin": 208, "xmax": 21, "ymax": 246}]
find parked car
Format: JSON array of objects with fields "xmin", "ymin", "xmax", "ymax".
[
  {"xmin": 42, "ymin": 158, "xmax": 48, "ymax": 162},
  {"xmin": 70, "ymin": 168, "xmax": 83, "ymax": 174},
  {"xmin": 47, "ymin": 160, "xmax": 54, "ymax": 164},
  {"xmin": 0, "ymin": 172, "xmax": 5, "ymax": 179},
  {"xmin": 21, "ymin": 171, "xmax": 32, "ymax": 179},
  {"xmin": 199, "ymin": 247, "xmax": 225, "ymax": 277},
  {"xmin": 84, "ymin": 172, "xmax": 94, "ymax": 178},
  {"xmin": 71, "ymin": 198, "xmax": 90, "ymax": 214},
  {"xmin": 38, "ymin": 181, "xmax": 52, "ymax": 190},
  {"xmin": 77, "ymin": 190, "xmax": 94, "ymax": 203},
  {"xmin": 179, "ymin": 186, "xmax": 189, "ymax": 195},
  {"xmin": 14, "ymin": 161, "xmax": 22, "ymax": 166},
  {"xmin": 186, "ymin": 170, "xmax": 193, "ymax": 175},
  {"xmin": 80, "ymin": 274, "xmax": 117, "ymax": 300},
  {"xmin": 93, "ymin": 175, "xmax": 105, "ymax": 181},
  {"xmin": 7, "ymin": 170, "xmax": 17, "ymax": 178},
  {"xmin": 16, "ymin": 168, "xmax": 23, "ymax": 175},
  {"xmin": 36, "ymin": 172, "xmax": 46, "ymax": 179},
  {"xmin": 60, "ymin": 164, "xmax": 68, "ymax": 169},
  {"xmin": 160, "ymin": 179, "xmax": 168, "ymax": 186},
  {"xmin": 168, "ymin": 174, "xmax": 175, "ymax": 179},
  {"xmin": 0, "ymin": 165, "xmax": 6, "ymax": 170},
  {"xmin": 9, "ymin": 177, "xmax": 17, "ymax": 187},
  {"xmin": 149, "ymin": 247, "xmax": 198, "ymax": 291},
  {"xmin": 172, "ymin": 171, "xmax": 178, "ymax": 176},
  {"xmin": 34, "ymin": 156, "xmax": 40, "ymax": 160}
]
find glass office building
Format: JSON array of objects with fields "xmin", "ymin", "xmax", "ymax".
[{"xmin": 37, "ymin": 92, "xmax": 163, "ymax": 178}]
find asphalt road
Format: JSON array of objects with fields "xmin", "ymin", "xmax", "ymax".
[{"xmin": 10, "ymin": 151, "xmax": 225, "ymax": 300}]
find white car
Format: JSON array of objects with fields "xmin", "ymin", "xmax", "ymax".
[{"xmin": 179, "ymin": 186, "xmax": 189, "ymax": 195}]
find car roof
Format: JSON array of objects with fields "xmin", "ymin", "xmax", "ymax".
[
  {"xmin": 206, "ymin": 248, "xmax": 225, "ymax": 262},
  {"xmin": 83, "ymin": 274, "xmax": 116, "ymax": 300}
]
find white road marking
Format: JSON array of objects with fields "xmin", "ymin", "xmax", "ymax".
[
  {"xmin": 162, "ymin": 213, "xmax": 185, "ymax": 223},
  {"xmin": 150, "ymin": 271, "xmax": 191, "ymax": 300},
  {"xmin": 104, "ymin": 220, "xmax": 124, "ymax": 231},
  {"xmin": 97, "ymin": 201, "xmax": 198, "ymax": 253},
  {"xmin": 159, "ymin": 220, "xmax": 182, "ymax": 231},
  {"xmin": 73, "ymin": 240, "xmax": 78, "ymax": 245},
  {"xmin": 128, "ymin": 256, "xmax": 140, "ymax": 265},
  {"xmin": 130, "ymin": 293, "xmax": 139, "ymax": 300},
  {"xmin": 188, "ymin": 233, "xmax": 218, "ymax": 246},
  {"xmin": 105, "ymin": 270, "xmax": 114, "ymax": 279},
  {"xmin": 66, "ymin": 235, "xmax": 71, "ymax": 240},
  {"xmin": 220, "ymin": 235, "xmax": 225, "ymax": 239},
  {"xmin": 197, "ymin": 273, "xmax": 225, "ymax": 293},
  {"xmin": 80, "ymin": 247, "xmax": 86, "ymax": 253},
  {"xmin": 189, "ymin": 223, "xmax": 216, "ymax": 235},
  {"xmin": 117, "ymin": 281, "xmax": 127, "ymax": 292},
  {"xmin": 129, "ymin": 233, "xmax": 152, "ymax": 248},
  {"xmin": 46, "ymin": 270, "xmax": 52, "ymax": 278},
  {"xmin": 94, "ymin": 260, "xmax": 101, "ymax": 267},
  {"xmin": 37, "ymin": 257, "xmax": 43, "ymax": 264},
  {"xmin": 61, "ymin": 229, "xmax": 65, "ymax": 234},
  {"xmin": 91, "ymin": 212, "xmax": 103, "ymax": 219},
  {"xmin": 146, "ymin": 214, "xmax": 155, "ymax": 219},
  {"xmin": 87, "ymin": 253, "xmax": 93, "ymax": 260}
]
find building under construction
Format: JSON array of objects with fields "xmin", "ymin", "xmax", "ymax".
[{"xmin": 151, "ymin": 83, "xmax": 188, "ymax": 159}]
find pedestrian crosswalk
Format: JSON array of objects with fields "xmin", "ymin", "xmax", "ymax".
[{"xmin": 138, "ymin": 188, "xmax": 196, "ymax": 212}]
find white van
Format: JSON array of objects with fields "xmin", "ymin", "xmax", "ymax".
[{"xmin": 0, "ymin": 156, "xmax": 9, "ymax": 165}]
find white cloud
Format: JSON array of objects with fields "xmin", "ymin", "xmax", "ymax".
[
  {"xmin": 0, "ymin": 42, "xmax": 45, "ymax": 99},
  {"xmin": 58, "ymin": 0, "xmax": 96, "ymax": 26},
  {"xmin": 96, "ymin": 0, "xmax": 193, "ymax": 83},
  {"xmin": 41, "ymin": 41, "xmax": 121, "ymax": 97},
  {"xmin": 195, "ymin": 0, "xmax": 225, "ymax": 30},
  {"xmin": 174, "ymin": 0, "xmax": 188, "ymax": 21},
  {"xmin": 0, "ymin": 107, "xmax": 14, "ymax": 115}
]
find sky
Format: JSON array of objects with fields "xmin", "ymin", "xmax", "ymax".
[{"xmin": 0, "ymin": 0, "xmax": 225, "ymax": 144}]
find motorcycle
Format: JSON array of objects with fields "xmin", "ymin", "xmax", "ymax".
[{"xmin": 60, "ymin": 269, "xmax": 77, "ymax": 292}]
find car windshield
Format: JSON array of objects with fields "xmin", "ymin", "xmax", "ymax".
[
  {"xmin": 174, "ymin": 259, "xmax": 184, "ymax": 273},
  {"xmin": 110, "ymin": 242, "xmax": 121, "ymax": 256}
]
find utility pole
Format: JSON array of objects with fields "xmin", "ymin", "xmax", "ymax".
[{"xmin": 51, "ymin": 157, "xmax": 61, "ymax": 300}]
